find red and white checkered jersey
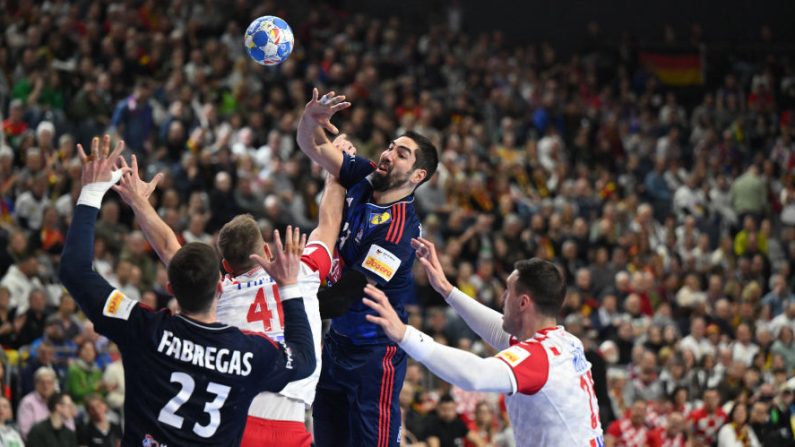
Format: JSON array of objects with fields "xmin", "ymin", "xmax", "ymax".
[
  {"xmin": 495, "ymin": 326, "xmax": 604, "ymax": 446},
  {"xmin": 606, "ymin": 418, "xmax": 651, "ymax": 447},
  {"xmin": 648, "ymin": 427, "xmax": 687, "ymax": 447},
  {"xmin": 217, "ymin": 242, "xmax": 331, "ymax": 416},
  {"xmin": 688, "ymin": 406, "xmax": 727, "ymax": 447}
]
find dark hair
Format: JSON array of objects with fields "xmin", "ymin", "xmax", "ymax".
[
  {"xmin": 167, "ymin": 243, "xmax": 220, "ymax": 314},
  {"xmin": 84, "ymin": 393, "xmax": 105, "ymax": 408},
  {"xmin": 47, "ymin": 392, "xmax": 66, "ymax": 412},
  {"xmin": 217, "ymin": 214, "xmax": 261, "ymax": 272},
  {"xmin": 513, "ymin": 258, "xmax": 566, "ymax": 317},
  {"xmin": 402, "ymin": 130, "xmax": 438, "ymax": 187},
  {"xmin": 726, "ymin": 401, "xmax": 748, "ymax": 423},
  {"xmin": 438, "ymin": 394, "xmax": 455, "ymax": 405}
]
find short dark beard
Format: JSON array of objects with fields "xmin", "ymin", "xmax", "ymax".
[{"xmin": 371, "ymin": 170, "xmax": 410, "ymax": 192}]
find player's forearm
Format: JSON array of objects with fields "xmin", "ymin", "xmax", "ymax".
[
  {"xmin": 446, "ymin": 288, "xmax": 512, "ymax": 350},
  {"xmin": 128, "ymin": 195, "xmax": 181, "ymax": 265},
  {"xmin": 309, "ymin": 177, "xmax": 346, "ymax": 250},
  {"xmin": 296, "ymin": 115, "xmax": 342, "ymax": 177},
  {"xmin": 279, "ymin": 287, "xmax": 317, "ymax": 380},
  {"xmin": 59, "ymin": 205, "xmax": 115, "ymax": 321},
  {"xmin": 399, "ymin": 326, "xmax": 514, "ymax": 393}
]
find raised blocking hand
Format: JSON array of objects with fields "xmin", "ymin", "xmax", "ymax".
[
  {"xmin": 112, "ymin": 154, "xmax": 164, "ymax": 206},
  {"xmin": 76, "ymin": 135, "xmax": 128, "ymax": 186},
  {"xmin": 250, "ymin": 226, "xmax": 306, "ymax": 287},
  {"xmin": 303, "ymin": 88, "xmax": 351, "ymax": 135}
]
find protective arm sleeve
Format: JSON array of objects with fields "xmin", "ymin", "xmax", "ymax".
[
  {"xmin": 445, "ymin": 288, "xmax": 512, "ymax": 351},
  {"xmin": 399, "ymin": 326, "xmax": 514, "ymax": 393}
]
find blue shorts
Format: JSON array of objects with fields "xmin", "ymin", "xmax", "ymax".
[{"xmin": 313, "ymin": 331, "xmax": 407, "ymax": 447}]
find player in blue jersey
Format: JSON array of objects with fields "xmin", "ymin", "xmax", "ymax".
[
  {"xmin": 297, "ymin": 89, "xmax": 439, "ymax": 446},
  {"xmin": 58, "ymin": 136, "xmax": 317, "ymax": 447}
]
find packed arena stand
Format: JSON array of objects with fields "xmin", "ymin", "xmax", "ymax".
[{"xmin": 1, "ymin": 0, "xmax": 795, "ymax": 446}]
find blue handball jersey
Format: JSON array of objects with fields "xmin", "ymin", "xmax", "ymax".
[
  {"xmin": 329, "ymin": 153, "xmax": 421, "ymax": 344},
  {"xmin": 59, "ymin": 205, "xmax": 316, "ymax": 447}
]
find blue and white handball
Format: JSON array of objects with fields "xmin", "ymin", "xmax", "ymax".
[{"xmin": 244, "ymin": 16, "xmax": 294, "ymax": 66}]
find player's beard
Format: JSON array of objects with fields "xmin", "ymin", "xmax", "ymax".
[{"xmin": 371, "ymin": 167, "xmax": 410, "ymax": 192}]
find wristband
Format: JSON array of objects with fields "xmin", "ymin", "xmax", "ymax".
[
  {"xmin": 278, "ymin": 284, "xmax": 302, "ymax": 301},
  {"xmin": 76, "ymin": 169, "xmax": 124, "ymax": 209}
]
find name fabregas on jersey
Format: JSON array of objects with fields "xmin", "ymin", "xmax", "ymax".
[{"xmin": 157, "ymin": 330, "xmax": 254, "ymax": 376}]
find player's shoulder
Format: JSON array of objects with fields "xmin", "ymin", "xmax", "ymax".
[
  {"xmin": 367, "ymin": 198, "xmax": 420, "ymax": 246},
  {"xmin": 103, "ymin": 289, "xmax": 166, "ymax": 323},
  {"xmin": 238, "ymin": 328, "xmax": 279, "ymax": 350},
  {"xmin": 496, "ymin": 338, "xmax": 549, "ymax": 369}
]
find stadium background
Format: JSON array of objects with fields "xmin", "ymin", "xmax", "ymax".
[{"xmin": 1, "ymin": 0, "xmax": 795, "ymax": 445}]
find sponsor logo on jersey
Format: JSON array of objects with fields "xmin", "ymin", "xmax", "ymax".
[
  {"xmin": 361, "ymin": 244, "xmax": 402, "ymax": 282},
  {"xmin": 572, "ymin": 345, "xmax": 589, "ymax": 374},
  {"xmin": 369, "ymin": 211, "xmax": 391, "ymax": 225},
  {"xmin": 103, "ymin": 290, "xmax": 136, "ymax": 320},
  {"xmin": 496, "ymin": 345, "xmax": 531, "ymax": 367}
]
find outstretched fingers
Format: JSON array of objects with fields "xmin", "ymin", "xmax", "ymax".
[
  {"xmin": 150, "ymin": 172, "xmax": 164, "ymax": 189},
  {"xmin": 77, "ymin": 144, "xmax": 89, "ymax": 163},
  {"xmin": 90, "ymin": 136, "xmax": 100, "ymax": 159},
  {"xmin": 330, "ymin": 101, "xmax": 351, "ymax": 113},
  {"xmin": 108, "ymin": 140, "xmax": 125, "ymax": 165},
  {"xmin": 272, "ymin": 229, "xmax": 284, "ymax": 259},
  {"xmin": 323, "ymin": 120, "xmax": 339, "ymax": 135},
  {"xmin": 131, "ymin": 154, "xmax": 140, "ymax": 178},
  {"xmin": 263, "ymin": 243, "xmax": 274, "ymax": 261}
]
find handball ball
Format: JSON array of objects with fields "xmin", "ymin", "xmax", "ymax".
[{"xmin": 244, "ymin": 16, "xmax": 294, "ymax": 66}]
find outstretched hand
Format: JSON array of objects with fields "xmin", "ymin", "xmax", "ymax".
[
  {"xmin": 77, "ymin": 135, "xmax": 129, "ymax": 186},
  {"xmin": 411, "ymin": 237, "xmax": 454, "ymax": 298},
  {"xmin": 303, "ymin": 88, "xmax": 351, "ymax": 135},
  {"xmin": 363, "ymin": 284, "xmax": 406, "ymax": 342},
  {"xmin": 250, "ymin": 226, "xmax": 306, "ymax": 286},
  {"xmin": 112, "ymin": 154, "xmax": 164, "ymax": 206}
]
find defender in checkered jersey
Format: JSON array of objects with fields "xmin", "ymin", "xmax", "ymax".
[
  {"xmin": 297, "ymin": 89, "xmax": 439, "ymax": 447},
  {"xmin": 113, "ymin": 155, "xmax": 346, "ymax": 446},
  {"xmin": 363, "ymin": 238, "xmax": 605, "ymax": 447}
]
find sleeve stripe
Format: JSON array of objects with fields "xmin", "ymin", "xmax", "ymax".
[
  {"xmin": 385, "ymin": 204, "xmax": 398, "ymax": 243},
  {"xmin": 386, "ymin": 203, "xmax": 405, "ymax": 244},
  {"xmin": 393, "ymin": 204, "xmax": 406, "ymax": 243}
]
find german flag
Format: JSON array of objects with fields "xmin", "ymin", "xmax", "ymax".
[{"xmin": 639, "ymin": 51, "xmax": 703, "ymax": 86}]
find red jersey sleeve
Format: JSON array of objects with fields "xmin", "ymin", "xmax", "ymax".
[
  {"xmin": 647, "ymin": 427, "xmax": 665, "ymax": 447},
  {"xmin": 301, "ymin": 242, "xmax": 333, "ymax": 279},
  {"xmin": 606, "ymin": 420, "xmax": 623, "ymax": 438},
  {"xmin": 494, "ymin": 341, "xmax": 549, "ymax": 395}
]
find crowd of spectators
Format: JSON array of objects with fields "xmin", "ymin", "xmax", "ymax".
[{"xmin": 1, "ymin": 0, "xmax": 795, "ymax": 446}]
